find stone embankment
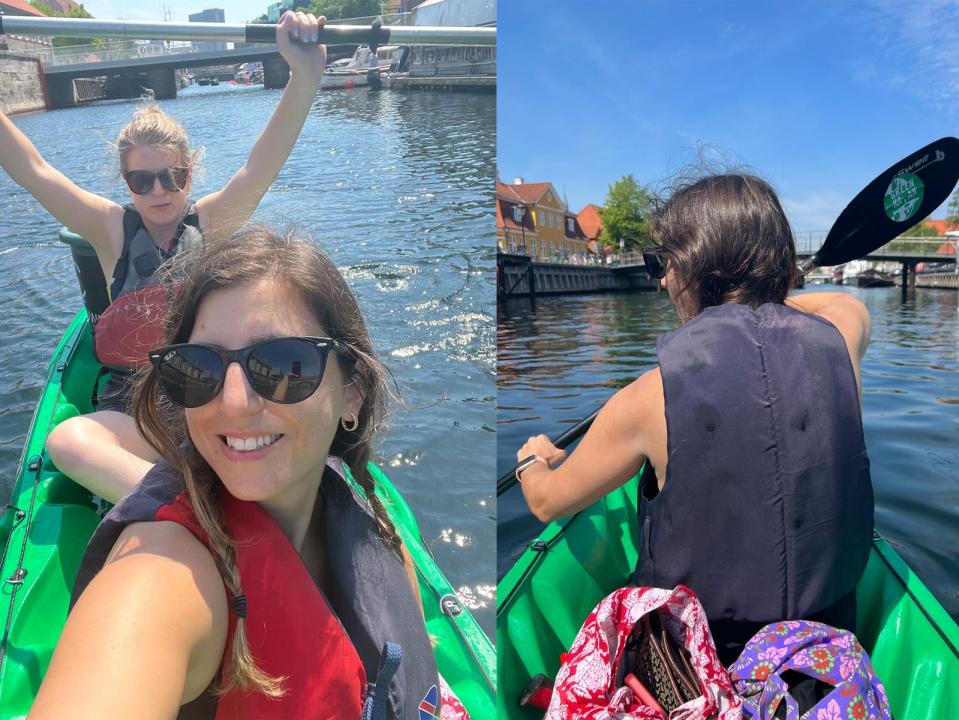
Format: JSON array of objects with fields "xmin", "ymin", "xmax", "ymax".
[
  {"xmin": 0, "ymin": 54, "xmax": 45, "ymax": 114},
  {"xmin": 0, "ymin": 36, "xmax": 50, "ymax": 114}
]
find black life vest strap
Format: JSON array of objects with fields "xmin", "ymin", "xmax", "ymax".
[{"xmin": 111, "ymin": 202, "xmax": 200, "ymax": 299}]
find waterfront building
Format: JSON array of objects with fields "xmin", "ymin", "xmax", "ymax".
[
  {"xmin": 496, "ymin": 178, "xmax": 590, "ymax": 262},
  {"xmin": 189, "ymin": 8, "xmax": 227, "ymax": 52},
  {"xmin": 405, "ymin": 0, "xmax": 496, "ymax": 80},
  {"xmin": 577, "ymin": 203, "xmax": 604, "ymax": 256}
]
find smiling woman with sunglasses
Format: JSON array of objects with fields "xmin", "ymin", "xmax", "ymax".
[
  {"xmin": 30, "ymin": 226, "xmax": 448, "ymax": 719},
  {"xmin": 0, "ymin": 11, "xmax": 330, "ymax": 504}
]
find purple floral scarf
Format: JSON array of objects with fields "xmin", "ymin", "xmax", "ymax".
[{"xmin": 729, "ymin": 621, "xmax": 891, "ymax": 720}]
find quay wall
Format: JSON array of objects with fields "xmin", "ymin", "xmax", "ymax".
[
  {"xmin": 500, "ymin": 260, "xmax": 658, "ymax": 297},
  {"xmin": 0, "ymin": 54, "xmax": 45, "ymax": 115},
  {"xmin": 914, "ymin": 272, "xmax": 959, "ymax": 290}
]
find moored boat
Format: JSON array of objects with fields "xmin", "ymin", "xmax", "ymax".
[
  {"xmin": 0, "ymin": 309, "xmax": 495, "ymax": 717},
  {"xmin": 321, "ymin": 44, "xmax": 401, "ymax": 89},
  {"xmin": 855, "ymin": 268, "xmax": 896, "ymax": 288},
  {"xmin": 496, "ymin": 476, "xmax": 959, "ymax": 718}
]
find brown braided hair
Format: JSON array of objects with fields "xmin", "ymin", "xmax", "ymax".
[{"xmin": 131, "ymin": 225, "xmax": 400, "ymax": 697}]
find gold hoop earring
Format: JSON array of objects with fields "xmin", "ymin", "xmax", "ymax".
[{"xmin": 341, "ymin": 414, "xmax": 359, "ymax": 432}]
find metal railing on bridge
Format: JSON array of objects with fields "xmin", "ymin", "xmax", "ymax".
[{"xmin": 500, "ymin": 232, "xmax": 955, "ymax": 271}]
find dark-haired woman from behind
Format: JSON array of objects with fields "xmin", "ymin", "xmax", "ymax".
[
  {"xmin": 516, "ymin": 174, "xmax": 874, "ymax": 666},
  {"xmin": 30, "ymin": 227, "xmax": 445, "ymax": 719}
]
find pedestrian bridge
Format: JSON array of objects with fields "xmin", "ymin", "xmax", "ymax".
[{"xmin": 610, "ymin": 234, "xmax": 956, "ymax": 270}]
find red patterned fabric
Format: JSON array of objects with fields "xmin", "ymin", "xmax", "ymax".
[
  {"xmin": 439, "ymin": 674, "xmax": 470, "ymax": 719},
  {"xmin": 546, "ymin": 585, "xmax": 742, "ymax": 720}
]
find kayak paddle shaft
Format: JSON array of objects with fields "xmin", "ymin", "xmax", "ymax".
[{"xmin": 0, "ymin": 16, "xmax": 496, "ymax": 46}]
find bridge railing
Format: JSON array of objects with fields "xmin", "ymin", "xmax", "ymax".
[
  {"xmin": 37, "ymin": 40, "xmax": 200, "ymax": 68},
  {"xmin": 867, "ymin": 235, "xmax": 956, "ymax": 257}
]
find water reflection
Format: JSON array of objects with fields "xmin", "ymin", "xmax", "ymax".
[{"xmin": 498, "ymin": 286, "xmax": 959, "ymax": 623}]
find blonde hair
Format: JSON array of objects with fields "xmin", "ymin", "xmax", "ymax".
[
  {"xmin": 116, "ymin": 104, "xmax": 203, "ymax": 174},
  {"xmin": 132, "ymin": 226, "xmax": 401, "ymax": 697}
]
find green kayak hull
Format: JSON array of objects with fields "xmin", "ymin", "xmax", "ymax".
[
  {"xmin": 497, "ymin": 475, "xmax": 959, "ymax": 719},
  {"xmin": 0, "ymin": 310, "xmax": 495, "ymax": 718}
]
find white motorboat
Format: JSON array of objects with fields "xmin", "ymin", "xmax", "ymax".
[{"xmin": 321, "ymin": 45, "xmax": 403, "ymax": 89}]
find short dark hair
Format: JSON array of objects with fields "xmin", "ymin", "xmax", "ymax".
[{"xmin": 651, "ymin": 174, "xmax": 798, "ymax": 319}]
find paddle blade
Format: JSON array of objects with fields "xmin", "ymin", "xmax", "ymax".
[{"xmin": 812, "ymin": 137, "xmax": 959, "ymax": 269}]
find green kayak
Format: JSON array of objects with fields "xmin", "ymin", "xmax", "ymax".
[
  {"xmin": 0, "ymin": 310, "xmax": 496, "ymax": 718},
  {"xmin": 497, "ymin": 475, "xmax": 959, "ymax": 718}
]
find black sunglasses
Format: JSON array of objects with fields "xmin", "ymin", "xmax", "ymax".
[
  {"xmin": 148, "ymin": 336, "xmax": 345, "ymax": 408},
  {"xmin": 123, "ymin": 166, "xmax": 190, "ymax": 195},
  {"xmin": 640, "ymin": 247, "xmax": 667, "ymax": 280}
]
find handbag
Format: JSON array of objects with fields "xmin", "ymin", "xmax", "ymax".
[
  {"xmin": 545, "ymin": 585, "xmax": 741, "ymax": 720},
  {"xmin": 621, "ymin": 610, "xmax": 701, "ymax": 713}
]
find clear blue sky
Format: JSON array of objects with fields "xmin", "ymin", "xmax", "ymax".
[
  {"xmin": 82, "ymin": 1, "xmax": 268, "ymax": 23},
  {"xmin": 498, "ymin": 1, "xmax": 959, "ymax": 232}
]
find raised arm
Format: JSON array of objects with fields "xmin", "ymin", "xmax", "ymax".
[
  {"xmin": 196, "ymin": 11, "xmax": 327, "ymax": 241},
  {"xmin": 29, "ymin": 522, "xmax": 227, "ymax": 719},
  {"xmin": 517, "ymin": 369, "xmax": 658, "ymax": 522},
  {"xmin": 0, "ymin": 111, "xmax": 122, "ymax": 260}
]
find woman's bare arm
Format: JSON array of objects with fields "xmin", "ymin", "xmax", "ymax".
[
  {"xmin": 30, "ymin": 521, "xmax": 227, "ymax": 720},
  {"xmin": 518, "ymin": 369, "xmax": 659, "ymax": 522},
  {"xmin": 0, "ymin": 111, "xmax": 123, "ymax": 262},
  {"xmin": 196, "ymin": 12, "xmax": 327, "ymax": 241}
]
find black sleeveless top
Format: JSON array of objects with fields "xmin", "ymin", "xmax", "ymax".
[{"xmin": 631, "ymin": 303, "xmax": 874, "ymax": 664}]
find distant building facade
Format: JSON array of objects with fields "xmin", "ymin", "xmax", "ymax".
[
  {"xmin": 577, "ymin": 203, "xmax": 604, "ymax": 255},
  {"xmin": 497, "ymin": 178, "xmax": 589, "ymax": 261},
  {"xmin": 189, "ymin": 8, "xmax": 227, "ymax": 52}
]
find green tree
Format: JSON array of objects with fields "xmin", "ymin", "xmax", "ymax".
[
  {"xmin": 30, "ymin": 1, "xmax": 102, "ymax": 47},
  {"xmin": 886, "ymin": 218, "xmax": 941, "ymax": 254},
  {"xmin": 306, "ymin": 0, "xmax": 383, "ymax": 21},
  {"xmin": 948, "ymin": 189, "xmax": 959, "ymax": 225},
  {"xmin": 599, "ymin": 174, "xmax": 653, "ymax": 250}
]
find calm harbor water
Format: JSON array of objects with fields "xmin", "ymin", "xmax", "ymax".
[
  {"xmin": 497, "ymin": 286, "xmax": 959, "ymax": 623},
  {"xmin": 0, "ymin": 83, "xmax": 496, "ymax": 634}
]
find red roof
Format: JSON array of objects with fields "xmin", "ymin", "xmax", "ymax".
[
  {"xmin": 577, "ymin": 204, "xmax": 603, "ymax": 241},
  {"xmin": 0, "ymin": 0, "xmax": 47, "ymax": 17},
  {"xmin": 496, "ymin": 197, "xmax": 534, "ymax": 232},
  {"xmin": 935, "ymin": 240, "xmax": 957, "ymax": 255},
  {"xmin": 924, "ymin": 219, "xmax": 959, "ymax": 236},
  {"xmin": 496, "ymin": 180, "xmax": 552, "ymax": 206}
]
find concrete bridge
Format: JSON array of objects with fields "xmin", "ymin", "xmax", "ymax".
[{"xmin": 34, "ymin": 40, "xmax": 358, "ymax": 108}]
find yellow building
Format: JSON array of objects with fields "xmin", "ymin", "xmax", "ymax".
[{"xmin": 496, "ymin": 178, "xmax": 589, "ymax": 261}]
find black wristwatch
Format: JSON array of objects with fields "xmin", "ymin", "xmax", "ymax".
[{"xmin": 515, "ymin": 454, "xmax": 547, "ymax": 483}]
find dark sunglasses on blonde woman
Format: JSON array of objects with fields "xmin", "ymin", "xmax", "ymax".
[
  {"xmin": 123, "ymin": 166, "xmax": 190, "ymax": 195},
  {"xmin": 148, "ymin": 336, "xmax": 347, "ymax": 408}
]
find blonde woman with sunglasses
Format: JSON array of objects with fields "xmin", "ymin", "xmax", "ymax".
[{"xmin": 0, "ymin": 11, "xmax": 327, "ymax": 503}]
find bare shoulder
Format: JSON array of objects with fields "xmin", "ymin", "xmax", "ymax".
[
  {"xmin": 813, "ymin": 295, "xmax": 872, "ymax": 362},
  {"xmin": 607, "ymin": 367, "xmax": 664, "ymax": 428},
  {"xmin": 31, "ymin": 521, "xmax": 227, "ymax": 718}
]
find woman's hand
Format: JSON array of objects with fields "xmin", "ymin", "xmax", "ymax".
[
  {"xmin": 517, "ymin": 435, "xmax": 567, "ymax": 470},
  {"xmin": 277, "ymin": 11, "xmax": 327, "ymax": 85}
]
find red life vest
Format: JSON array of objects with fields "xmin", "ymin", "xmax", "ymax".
[
  {"xmin": 94, "ymin": 203, "xmax": 202, "ymax": 371},
  {"xmin": 156, "ymin": 489, "xmax": 368, "ymax": 719}
]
